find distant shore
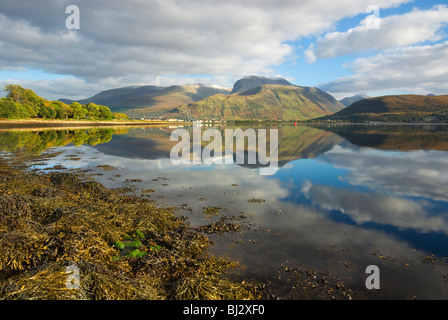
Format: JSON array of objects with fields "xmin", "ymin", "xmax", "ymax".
[
  {"xmin": 0, "ymin": 119, "xmax": 189, "ymax": 130},
  {"xmin": 1, "ymin": 119, "xmax": 447, "ymax": 130}
]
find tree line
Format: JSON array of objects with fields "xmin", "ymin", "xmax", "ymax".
[{"xmin": 0, "ymin": 85, "xmax": 129, "ymax": 120}]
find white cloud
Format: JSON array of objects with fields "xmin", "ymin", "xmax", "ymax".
[
  {"xmin": 321, "ymin": 145, "xmax": 448, "ymax": 202},
  {"xmin": 0, "ymin": 74, "xmax": 236, "ymax": 100},
  {"xmin": 320, "ymin": 40, "xmax": 448, "ymax": 96},
  {"xmin": 0, "ymin": 77, "xmax": 103, "ymax": 100},
  {"xmin": 306, "ymin": 5, "xmax": 448, "ymax": 63},
  {"xmin": 0, "ymin": 0, "xmax": 410, "ymax": 93},
  {"xmin": 302, "ymin": 181, "xmax": 448, "ymax": 234}
]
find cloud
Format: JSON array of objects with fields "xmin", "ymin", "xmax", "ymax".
[
  {"xmin": 302, "ymin": 180, "xmax": 448, "ymax": 234},
  {"xmin": 320, "ymin": 145, "xmax": 448, "ymax": 202},
  {"xmin": 306, "ymin": 5, "xmax": 448, "ymax": 63},
  {"xmin": 319, "ymin": 40, "xmax": 448, "ymax": 96},
  {"xmin": 0, "ymin": 73, "xmax": 237, "ymax": 100},
  {"xmin": 0, "ymin": 78, "xmax": 105, "ymax": 100},
  {"xmin": 0, "ymin": 0, "xmax": 409, "ymax": 89}
]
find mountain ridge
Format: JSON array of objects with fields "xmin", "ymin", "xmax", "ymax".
[
  {"xmin": 59, "ymin": 84, "xmax": 231, "ymax": 117},
  {"xmin": 165, "ymin": 84, "xmax": 345, "ymax": 121},
  {"xmin": 318, "ymin": 94, "xmax": 448, "ymax": 122},
  {"xmin": 230, "ymin": 75, "xmax": 293, "ymax": 94},
  {"xmin": 59, "ymin": 76, "xmax": 345, "ymax": 120},
  {"xmin": 339, "ymin": 94, "xmax": 370, "ymax": 107}
]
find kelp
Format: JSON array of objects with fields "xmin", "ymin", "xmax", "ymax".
[{"xmin": 0, "ymin": 153, "xmax": 261, "ymax": 300}]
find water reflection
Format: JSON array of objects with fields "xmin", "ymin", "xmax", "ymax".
[
  {"xmin": 92, "ymin": 124, "xmax": 343, "ymax": 166},
  {"xmin": 322, "ymin": 124, "xmax": 448, "ymax": 151},
  {"xmin": 1, "ymin": 124, "xmax": 448, "ymax": 298},
  {"xmin": 0, "ymin": 127, "xmax": 127, "ymax": 154}
]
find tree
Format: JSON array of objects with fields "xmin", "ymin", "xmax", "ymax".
[
  {"xmin": 4, "ymin": 84, "xmax": 44, "ymax": 118},
  {"xmin": 50, "ymin": 101, "xmax": 72, "ymax": 119},
  {"xmin": 71, "ymin": 102, "xmax": 87, "ymax": 119},
  {"xmin": 85, "ymin": 103, "xmax": 100, "ymax": 120},
  {"xmin": 4, "ymin": 85, "xmax": 25, "ymax": 104},
  {"xmin": 98, "ymin": 105, "xmax": 113, "ymax": 120},
  {"xmin": 59, "ymin": 101, "xmax": 74, "ymax": 119},
  {"xmin": 0, "ymin": 98, "xmax": 20, "ymax": 118},
  {"xmin": 112, "ymin": 112, "xmax": 129, "ymax": 120},
  {"xmin": 37, "ymin": 103, "xmax": 56, "ymax": 119},
  {"xmin": 2, "ymin": 84, "xmax": 117, "ymax": 121}
]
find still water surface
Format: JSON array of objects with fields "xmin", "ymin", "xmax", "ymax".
[{"xmin": 2, "ymin": 124, "xmax": 448, "ymax": 299}]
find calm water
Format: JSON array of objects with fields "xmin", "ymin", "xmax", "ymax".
[{"xmin": 2, "ymin": 124, "xmax": 448, "ymax": 299}]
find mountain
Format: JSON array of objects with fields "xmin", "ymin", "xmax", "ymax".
[
  {"xmin": 59, "ymin": 76, "xmax": 345, "ymax": 121},
  {"xmin": 318, "ymin": 94, "xmax": 448, "ymax": 122},
  {"xmin": 59, "ymin": 84, "xmax": 230, "ymax": 117},
  {"xmin": 165, "ymin": 83, "xmax": 345, "ymax": 121},
  {"xmin": 59, "ymin": 85, "xmax": 164, "ymax": 110},
  {"xmin": 339, "ymin": 94, "xmax": 370, "ymax": 107},
  {"xmin": 230, "ymin": 75, "xmax": 293, "ymax": 94}
]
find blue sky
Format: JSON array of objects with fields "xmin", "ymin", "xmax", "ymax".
[{"xmin": 0, "ymin": 0, "xmax": 447, "ymax": 100}]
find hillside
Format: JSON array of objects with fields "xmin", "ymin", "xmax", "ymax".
[
  {"xmin": 318, "ymin": 94, "xmax": 448, "ymax": 122},
  {"xmin": 60, "ymin": 84, "xmax": 230, "ymax": 117},
  {"xmin": 59, "ymin": 86, "xmax": 164, "ymax": 110},
  {"xmin": 165, "ymin": 84, "xmax": 345, "ymax": 121},
  {"xmin": 230, "ymin": 75, "xmax": 293, "ymax": 94}
]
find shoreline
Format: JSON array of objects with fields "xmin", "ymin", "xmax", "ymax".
[
  {"xmin": 1, "ymin": 119, "xmax": 448, "ymax": 130},
  {"xmin": 0, "ymin": 119, "xmax": 189, "ymax": 130}
]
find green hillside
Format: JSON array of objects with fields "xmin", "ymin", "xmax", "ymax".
[
  {"xmin": 166, "ymin": 85, "xmax": 344, "ymax": 121},
  {"xmin": 60, "ymin": 84, "xmax": 230, "ymax": 117},
  {"xmin": 318, "ymin": 94, "xmax": 448, "ymax": 122}
]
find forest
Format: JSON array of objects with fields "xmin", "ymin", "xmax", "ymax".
[{"xmin": 0, "ymin": 85, "xmax": 128, "ymax": 121}]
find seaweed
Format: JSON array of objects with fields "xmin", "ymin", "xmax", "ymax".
[{"xmin": 0, "ymin": 152, "xmax": 261, "ymax": 300}]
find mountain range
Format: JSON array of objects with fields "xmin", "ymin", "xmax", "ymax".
[
  {"xmin": 59, "ymin": 76, "xmax": 448, "ymax": 123},
  {"xmin": 59, "ymin": 83, "xmax": 230, "ymax": 118},
  {"xmin": 60, "ymin": 76, "xmax": 345, "ymax": 121}
]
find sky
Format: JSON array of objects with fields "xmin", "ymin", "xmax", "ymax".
[{"xmin": 0, "ymin": 0, "xmax": 447, "ymax": 101}]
